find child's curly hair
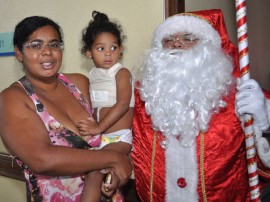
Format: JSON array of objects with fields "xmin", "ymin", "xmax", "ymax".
[{"xmin": 81, "ymin": 10, "xmax": 126, "ymax": 55}]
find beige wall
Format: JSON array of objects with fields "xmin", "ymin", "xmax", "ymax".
[
  {"xmin": 0, "ymin": 176, "xmax": 26, "ymax": 202},
  {"xmin": 0, "ymin": 0, "xmax": 164, "ymax": 92}
]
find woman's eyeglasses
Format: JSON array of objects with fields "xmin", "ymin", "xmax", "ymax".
[{"xmin": 23, "ymin": 41, "xmax": 64, "ymax": 51}]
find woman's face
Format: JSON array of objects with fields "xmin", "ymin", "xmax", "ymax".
[{"xmin": 15, "ymin": 25, "xmax": 63, "ymax": 79}]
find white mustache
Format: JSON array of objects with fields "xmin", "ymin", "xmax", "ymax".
[{"xmin": 168, "ymin": 49, "xmax": 185, "ymax": 55}]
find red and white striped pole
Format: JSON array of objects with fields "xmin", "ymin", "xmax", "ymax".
[{"xmin": 235, "ymin": 0, "xmax": 261, "ymax": 201}]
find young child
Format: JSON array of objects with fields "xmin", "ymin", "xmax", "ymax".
[{"xmin": 76, "ymin": 11, "xmax": 134, "ymax": 202}]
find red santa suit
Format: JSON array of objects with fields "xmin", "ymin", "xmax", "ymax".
[{"xmin": 132, "ymin": 9, "xmax": 270, "ymax": 202}]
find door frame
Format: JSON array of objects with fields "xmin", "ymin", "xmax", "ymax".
[{"xmin": 165, "ymin": 0, "xmax": 185, "ymax": 18}]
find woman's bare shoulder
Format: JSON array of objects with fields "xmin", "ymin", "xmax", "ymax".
[
  {"xmin": 62, "ymin": 73, "xmax": 89, "ymax": 86},
  {"xmin": 62, "ymin": 73, "xmax": 90, "ymax": 101},
  {"xmin": 0, "ymin": 82, "xmax": 34, "ymax": 111},
  {"xmin": 1, "ymin": 82, "xmax": 27, "ymax": 100}
]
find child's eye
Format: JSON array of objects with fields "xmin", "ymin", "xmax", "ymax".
[
  {"xmin": 97, "ymin": 47, "xmax": 104, "ymax": 51},
  {"xmin": 111, "ymin": 46, "xmax": 118, "ymax": 51}
]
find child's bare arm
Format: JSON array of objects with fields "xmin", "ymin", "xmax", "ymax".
[{"xmin": 96, "ymin": 68, "xmax": 133, "ymax": 133}]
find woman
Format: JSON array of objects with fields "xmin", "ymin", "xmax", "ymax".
[{"xmin": 0, "ymin": 16, "xmax": 132, "ymax": 201}]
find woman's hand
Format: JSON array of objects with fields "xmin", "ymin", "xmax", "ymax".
[
  {"xmin": 112, "ymin": 154, "xmax": 132, "ymax": 188},
  {"xmin": 101, "ymin": 151, "xmax": 132, "ymax": 186},
  {"xmin": 101, "ymin": 171, "xmax": 119, "ymax": 198}
]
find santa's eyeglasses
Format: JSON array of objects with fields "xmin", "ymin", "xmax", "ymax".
[{"xmin": 162, "ymin": 33, "xmax": 199, "ymax": 48}]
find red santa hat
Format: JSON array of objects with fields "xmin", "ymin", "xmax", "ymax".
[{"xmin": 152, "ymin": 9, "xmax": 240, "ymax": 77}]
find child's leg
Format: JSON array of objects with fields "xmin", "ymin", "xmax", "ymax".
[{"xmin": 81, "ymin": 171, "xmax": 104, "ymax": 202}]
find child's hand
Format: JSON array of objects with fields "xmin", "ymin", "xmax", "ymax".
[
  {"xmin": 76, "ymin": 117, "xmax": 101, "ymax": 136},
  {"xmin": 101, "ymin": 171, "xmax": 119, "ymax": 198}
]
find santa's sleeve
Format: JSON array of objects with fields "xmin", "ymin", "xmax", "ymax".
[{"xmin": 255, "ymin": 90, "xmax": 270, "ymax": 180}]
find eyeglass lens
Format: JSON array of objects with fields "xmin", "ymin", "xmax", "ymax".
[{"xmin": 24, "ymin": 41, "xmax": 63, "ymax": 51}]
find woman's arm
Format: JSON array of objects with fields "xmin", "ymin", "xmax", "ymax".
[{"xmin": 0, "ymin": 85, "xmax": 131, "ymax": 184}]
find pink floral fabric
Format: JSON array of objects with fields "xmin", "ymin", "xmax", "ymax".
[{"xmin": 16, "ymin": 74, "xmax": 96, "ymax": 202}]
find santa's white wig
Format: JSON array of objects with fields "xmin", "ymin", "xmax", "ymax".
[{"xmin": 152, "ymin": 13, "xmax": 221, "ymax": 49}]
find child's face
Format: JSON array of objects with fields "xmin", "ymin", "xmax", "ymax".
[{"xmin": 87, "ymin": 32, "xmax": 123, "ymax": 69}]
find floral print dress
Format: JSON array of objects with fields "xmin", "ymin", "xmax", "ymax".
[{"xmin": 16, "ymin": 73, "xmax": 101, "ymax": 202}]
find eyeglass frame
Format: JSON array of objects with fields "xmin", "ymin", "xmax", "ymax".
[
  {"xmin": 162, "ymin": 33, "xmax": 199, "ymax": 48},
  {"xmin": 23, "ymin": 40, "xmax": 64, "ymax": 51}
]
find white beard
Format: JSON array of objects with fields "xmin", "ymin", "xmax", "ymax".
[
  {"xmin": 138, "ymin": 41, "xmax": 235, "ymax": 201},
  {"xmin": 139, "ymin": 41, "xmax": 234, "ymax": 147}
]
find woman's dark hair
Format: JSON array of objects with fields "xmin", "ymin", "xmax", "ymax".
[
  {"xmin": 13, "ymin": 16, "xmax": 63, "ymax": 51},
  {"xmin": 81, "ymin": 11, "xmax": 126, "ymax": 54}
]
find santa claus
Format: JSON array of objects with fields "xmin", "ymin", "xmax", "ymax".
[{"xmin": 132, "ymin": 9, "xmax": 270, "ymax": 202}]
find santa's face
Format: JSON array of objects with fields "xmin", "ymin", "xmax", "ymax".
[
  {"xmin": 139, "ymin": 38, "xmax": 234, "ymax": 147},
  {"xmin": 161, "ymin": 32, "xmax": 199, "ymax": 50}
]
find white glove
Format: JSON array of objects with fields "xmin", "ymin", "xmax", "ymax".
[{"xmin": 235, "ymin": 79, "xmax": 269, "ymax": 131}]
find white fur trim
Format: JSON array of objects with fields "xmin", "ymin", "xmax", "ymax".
[
  {"xmin": 165, "ymin": 135, "xmax": 198, "ymax": 201},
  {"xmin": 152, "ymin": 15, "xmax": 221, "ymax": 49},
  {"xmin": 266, "ymin": 99, "xmax": 270, "ymax": 125}
]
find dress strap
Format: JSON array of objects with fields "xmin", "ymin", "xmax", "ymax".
[
  {"xmin": 57, "ymin": 73, "xmax": 93, "ymax": 115},
  {"xmin": 18, "ymin": 76, "xmax": 45, "ymax": 113}
]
